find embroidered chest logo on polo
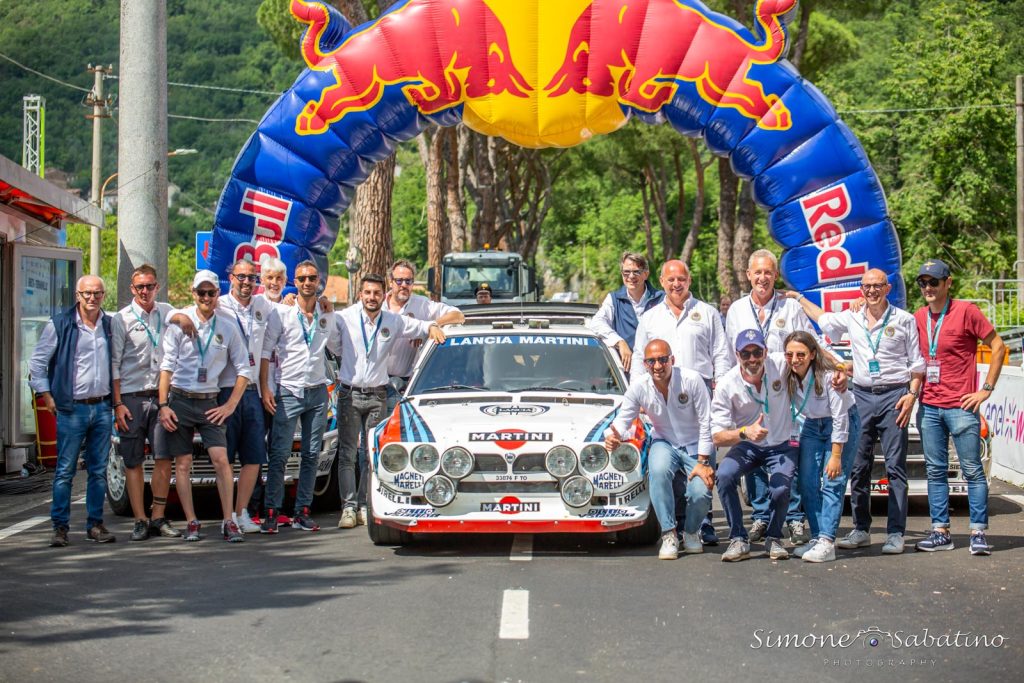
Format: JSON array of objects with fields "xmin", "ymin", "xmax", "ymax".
[
  {"xmin": 690, "ymin": 311, "xmax": 701, "ymax": 322},
  {"xmin": 214, "ymin": 334, "xmax": 224, "ymax": 344},
  {"xmin": 775, "ymin": 318, "xmax": 786, "ymax": 328},
  {"xmin": 380, "ymin": 327, "xmax": 391, "ymax": 340},
  {"xmin": 255, "ymin": 310, "xmax": 263, "ymax": 321},
  {"xmin": 677, "ymin": 392, "xmax": 689, "ymax": 405},
  {"xmin": 319, "ymin": 317, "xmax": 327, "ymax": 328},
  {"xmin": 815, "ymin": 384, "xmax": 824, "ymax": 396},
  {"xmin": 772, "ymin": 379, "xmax": 782, "ymax": 392},
  {"xmin": 884, "ymin": 326, "xmax": 895, "ymax": 337}
]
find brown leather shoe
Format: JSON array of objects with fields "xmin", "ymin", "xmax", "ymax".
[
  {"xmin": 49, "ymin": 526, "xmax": 69, "ymax": 547},
  {"xmin": 87, "ymin": 523, "xmax": 116, "ymax": 543}
]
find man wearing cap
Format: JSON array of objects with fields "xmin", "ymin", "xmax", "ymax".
[
  {"xmin": 912, "ymin": 259, "xmax": 1006, "ymax": 555},
  {"xmin": 157, "ymin": 270, "xmax": 254, "ymax": 543},
  {"xmin": 385, "ymin": 259, "xmax": 464, "ymax": 415},
  {"xmin": 110, "ymin": 264, "xmax": 177, "ymax": 541},
  {"xmin": 333, "ymin": 273, "xmax": 447, "ymax": 528},
  {"xmin": 712, "ymin": 329, "xmax": 799, "ymax": 562},
  {"xmin": 475, "ymin": 282, "xmax": 493, "ymax": 304},
  {"xmin": 30, "ymin": 275, "xmax": 116, "ymax": 547},
  {"xmin": 588, "ymin": 251, "xmax": 665, "ymax": 374},
  {"xmin": 604, "ymin": 339, "xmax": 715, "ymax": 560}
]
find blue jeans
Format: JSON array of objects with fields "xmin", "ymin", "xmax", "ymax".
[
  {"xmin": 648, "ymin": 440, "xmax": 713, "ymax": 534},
  {"xmin": 51, "ymin": 400, "xmax": 112, "ymax": 530},
  {"xmin": 718, "ymin": 442, "xmax": 798, "ymax": 541},
  {"xmin": 266, "ymin": 385, "xmax": 328, "ymax": 513},
  {"xmin": 746, "ymin": 466, "xmax": 803, "ymax": 523},
  {"xmin": 798, "ymin": 407, "xmax": 861, "ymax": 541},
  {"xmin": 918, "ymin": 404, "xmax": 988, "ymax": 530}
]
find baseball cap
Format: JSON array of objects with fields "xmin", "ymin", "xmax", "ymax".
[
  {"xmin": 735, "ymin": 329, "xmax": 767, "ymax": 352},
  {"xmin": 192, "ymin": 270, "xmax": 219, "ymax": 290},
  {"xmin": 475, "ymin": 282, "xmax": 492, "ymax": 294},
  {"xmin": 918, "ymin": 259, "xmax": 951, "ymax": 280}
]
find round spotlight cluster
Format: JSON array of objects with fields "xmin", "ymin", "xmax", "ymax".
[
  {"xmin": 411, "ymin": 444, "xmax": 440, "ymax": 474},
  {"xmin": 544, "ymin": 446, "xmax": 577, "ymax": 478},
  {"xmin": 560, "ymin": 475, "xmax": 594, "ymax": 507},
  {"xmin": 423, "ymin": 475, "xmax": 456, "ymax": 507},
  {"xmin": 441, "ymin": 447, "xmax": 474, "ymax": 479},
  {"xmin": 380, "ymin": 444, "xmax": 409, "ymax": 473},
  {"xmin": 610, "ymin": 443, "xmax": 640, "ymax": 472},
  {"xmin": 579, "ymin": 444, "xmax": 609, "ymax": 474}
]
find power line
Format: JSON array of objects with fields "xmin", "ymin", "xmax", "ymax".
[
  {"xmin": 839, "ymin": 103, "xmax": 1014, "ymax": 115},
  {"xmin": 169, "ymin": 114, "xmax": 260, "ymax": 124},
  {"xmin": 0, "ymin": 50, "xmax": 91, "ymax": 92},
  {"xmin": 107, "ymin": 73, "xmax": 280, "ymax": 97}
]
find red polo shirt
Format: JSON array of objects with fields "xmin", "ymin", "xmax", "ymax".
[{"xmin": 914, "ymin": 299, "xmax": 994, "ymax": 409}]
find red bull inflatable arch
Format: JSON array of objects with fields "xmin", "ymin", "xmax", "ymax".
[{"xmin": 209, "ymin": 0, "xmax": 906, "ymax": 309}]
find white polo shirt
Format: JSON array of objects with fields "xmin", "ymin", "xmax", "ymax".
[
  {"xmin": 630, "ymin": 296, "xmax": 731, "ymax": 384},
  {"xmin": 111, "ymin": 301, "xmax": 174, "ymax": 394},
  {"xmin": 726, "ymin": 292, "xmax": 818, "ymax": 356},
  {"xmin": 262, "ymin": 301, "xmax": 341, "ymax": 398},
  {"xmin": 334, "ymin": 305, "xmax": 434, "ymax": 388},
  {"xmin": 609, "ymin": 366, "xmax": 713, "ymax": 456},
  {"xmin": 217, "ymin": 293, "xmax": 274, "ymax": 391},
  {"xmin": 385, "ymin": 292, "xmax": 458, "ymax": 378},
  {"xmin": 788, "ymin": 367, "xmax": 855, "ymax": 443},
  {"xmin": 711, "ymin": 352, "xmax": 795, "ymax": 447},
  {"xmin": 160, "ymin": 307, "xmax": 252, "ymax": 394},
  {"xmin": 818, "ymin": 305, "xmax": 925, "ymax": 386}
]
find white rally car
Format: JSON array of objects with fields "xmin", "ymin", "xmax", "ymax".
[{"xmin": 365, "ymin": 304, "xmax": 659, "ymax": 546}]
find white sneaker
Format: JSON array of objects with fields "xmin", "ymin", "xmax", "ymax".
[
  {"xmin": 793, "ymin": 538, "xmax": 818, "ymax": 558},
  {"xmin": 835, "ymin": 529, "xmax": 871, "ymax": 549},
  {"xmin": 766, "ymin": 537, "xmax": 789, "ymax": 560},
  {"xmin": 338, "ymin": 508, "xmax": 357, "ymax": 529},
  {"xmin": 357, "ymin": 508, "xmax": 368, "ymax": 526},
  {"xmin": 881, "ymin": 533, "xmax": 904, "ymax": 554},
  {"xmin": 802, "ymin": 538, "xmax": 836, "ymax": 563},
  {"xmin": 658, "ymin": 531, "xmax": 679, "ymax": 560},
  {"xmin": 234, "ymin": 510, "xmax": 261, "ymax": 534},
  {"xmin": 721, "ymin": 538, "xmax": 751, "ymax": 562},
  {"xmin": 682, "ymin": 532, "xmax": 703, "ymax": 554}
]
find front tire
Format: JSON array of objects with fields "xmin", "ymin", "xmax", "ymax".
[{"xmin": 366, "ymin": 489, "xmax": 413, "ymax": 546}]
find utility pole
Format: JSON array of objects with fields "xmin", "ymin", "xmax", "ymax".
[
  {"xmin": 1016, "ymin": 74, "xmax": 1023, "ymax": 303},
  {"xmin": 86, "ymin": 64, "xmax": 113, "ymax": 277},
  {"xmin": 117, "ymin": 0, "xmax": 168, "ymax": 308}
]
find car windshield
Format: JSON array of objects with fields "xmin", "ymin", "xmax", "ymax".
[
  {"xmin": 410, "ymin": 334, "xmax": 625, "ymax": 395},
  {"xmin": 443, "ymin": 264, "xmax": 518, "ymax": 298}
]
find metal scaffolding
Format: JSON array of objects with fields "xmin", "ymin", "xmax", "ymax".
[{"xmin": 22, "ymin": 94, "xmax": 45, "ymax": 178}]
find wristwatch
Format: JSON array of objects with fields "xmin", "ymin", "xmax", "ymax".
[
  {"xmin": 158, "ymin": 402, "xmax": 169, "ymax": 409},
  {"xmin": 739, "ymin": 427, "xmax": 747, "ymax": 440},
  {"xmin": 697, "ymin": 457, "xmax": 711, "ymax": 467},
  {"xmin": 983, "ymin": 382, "xmax": 995, "ymax": 391}
]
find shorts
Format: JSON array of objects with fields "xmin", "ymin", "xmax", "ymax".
[
  {"xmin": 156, "ymin": 393, "xmax": 227, "ymax": 458},
  {"xmin": 218, "ymin": 387, "xmax": 267, "ymax": 466},
  {"xmin": 118, "ymin": 393, "xmax": 160, "ymax": 468}
]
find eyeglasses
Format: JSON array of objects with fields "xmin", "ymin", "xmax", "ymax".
[
  {"xmin": 77, "ymin": 290, "xmax": 105, "ymax": 299},
  {"xmin": 917, "ymin": 277, "xmax": 944, "ymax": 288},
  {"xmin": 642, "ymin": 355, "xmax": 671, "ymax": 367},
  {"xmin": 194, "ymin": 289, "xmax": 218, "ymax": 298},
  {"xmin": 738, "ymin": 347, "xmax": 765, "ymax": 360},
  {"xmin": 861, "ymin": 283, "xmax": 886, "ymax": 291},
  {"xmin": 784, "ymin": 351, "xmax": 808, "ymax": 360},
  {"xmin": 621, "ymin": 269, "xmax": 643, "ymax": 278},
  {"xmin": 232, "ymin": 273, "xmax": 259, "ymax": 282},
  {"xmin": 296, "ymin": 275, "xmax": 318, "ymax": 283},
  {"xmin": 132, "ymin": 283, "xmax": 157, "ymax": 292},
  {"xmin": 392, "ymin": 277, "xmax": 414, "ymax": 285}
]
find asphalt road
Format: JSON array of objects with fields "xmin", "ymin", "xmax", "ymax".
[{"xmin": 1, "ymin": 480, "xmax": 1022, "ymax": 683}]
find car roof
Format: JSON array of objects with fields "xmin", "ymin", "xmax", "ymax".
[{"xmin": 450, "ymin": 303, "xmax": 600, "ymax": 335}]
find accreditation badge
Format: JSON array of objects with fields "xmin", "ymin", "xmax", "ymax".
[{"xmin": 926, "ymin": 360, "xmax": 941, "ymax": 384}]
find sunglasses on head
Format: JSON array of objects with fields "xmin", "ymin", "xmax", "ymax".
[
  {"xmin": 392, "ymin": 277, "xmax": 414, "ymax": 285},
  {"xmin": 194, "ymin": 289, "xmax": 218, "ymax": 298},
  {"xmin": 917, "ymin": 277, "xmax": 944, "ymax": 288},
  {"xmin": 739, "ymin": 347, "xmax": 765, "ymax": 360},
  {"xmin": 296, "ymin": 275, "xmax": 318, "ymax": 283},
  {"xmin": 642, "ymin": 355, "xmax": 671, "ymax": 367},
  {"xmin": 132, "ymin": 283, "xmax": 157, "ymax": 292}
]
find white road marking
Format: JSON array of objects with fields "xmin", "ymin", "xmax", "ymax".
[
  {"xmin": 1002, "ymin": 494, "xmax": 1024, "ymax": 508},
  {"xmin": 510, "ymin": 534, "xmax": 533, "ymax": 561},
  {"xmin": 72, "ymin": 496, "xmax": 86, "ymax": 505},
  {"xmin": 0, "ymin": 516, "xmax": 49, "ymax": 541},
  {"xmin": 499, "ymin": 589, "xmax": 529, "ymax": 640}
]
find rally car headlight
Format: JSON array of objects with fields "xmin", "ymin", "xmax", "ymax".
[
  {"xmin": 441, "ymin": 447, "xmax": 474, "ymax": 479},
  {"xmin": 423, "ymin": 475, "xmax": 456, "ymax": 507},
  {"xmin": 381, "ymin": 444, "xmax": 409, "ymax": 473},
  {"xmin": 611, "ymin": 443, "xmax": 640, "ymax": 472},
  {"xmin": 545, "ymin": 446, "xmax": 577, "ymax": 478},
  {"xmin": 579, "ymin": 444, "xmax": 609, "ymax": 474},
  {"xmin": 412, "ymin": 444, "xmax": 440, "ymax": 474},
  {"xmin": 560, "ymin": 475, "xmax": 594, "ymax": 508}
]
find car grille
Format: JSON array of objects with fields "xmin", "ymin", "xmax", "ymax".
[
  {"xmin": 458, "ymin": 481, "xmax": 561, "ymax": 494},
  {"xmin": 472, "ymin": 452, "xmax": 547, "ymax": 473}
]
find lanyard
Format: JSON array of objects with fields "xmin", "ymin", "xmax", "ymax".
[
  {"xmin": 298, "ymin": 307, "xmax": 319, "ymax": 348},
  {"xmin": 749, "ymin": 295, "xmax": 779, "ymax": 339},
  {"xmin": 361, "ymin": 313, "xmax": 383, "ymax": 354},
  {"xmin": 860, "ymin": 305, "xmax": 893, "ymax": 358},
  {"xmin": 233, "ymin": 308, "xmax": 253, "ymax": 348},
  {"xmin": 131, "ymin": 304, "xmax": 161, "ymax": 349},
  {"xmin": 789, "ymin": 369, "xmax": 814, "ymax": 422},
  {"xmin": 194, "ymin": 315, "xmax": 217, "ymax": 367},
  {"xmin": 745, "ymin": 379, "xmax": 770, "ymax": 415},
  {"xmin": 927, "ymin": 299, "xmax": 950, "ymax": 359}
]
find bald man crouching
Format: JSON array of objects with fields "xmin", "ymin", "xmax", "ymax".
[{"xmin": 605, "ymin": 340, "xmax": 716, "ymax": 559}]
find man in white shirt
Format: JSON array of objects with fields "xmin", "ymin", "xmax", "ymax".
[
  {"xmin": 385, "ymin": 259, "xmax": 464, "ymax": 415},
  {"xmin": 333, "ymin": 273, "xmax": 447, "ymax": 528},
  {"xmin": 110, "ymin": 264, "xmax": 176, "ymax": 541},
  {"xmin": 724, "ymin": 249, "xmax": 812, "ymax": 544},
  {"xmin": 712, "ymin": 329, "xmax": 799, "ymax": 562},
  {"xmin": 260, "ymin": 260, "xmax": 343, "ymax": 534},
  {"xmin": 587, "ymin": 251, "xmax": 665, "ymax": 373},
  {"xmin": 157, "ymin": 270, "xmax": 253, "ymax": 543},
  {"xmin": 604, "ymin": 339, "xmax": 715, "ymax": 560},
  {"xmin": 30, "ymin": 275, "xmax": 116, "ymax": 547},
  {"xmin": 787, "ymin": 268, "xmax": 925, "ymax": 554}
]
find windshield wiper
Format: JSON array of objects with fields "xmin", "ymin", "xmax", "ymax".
[
  {"xmin": 419, "ymin": 384, "xmax": 490, "ymax": 393},
  {"xmin": 509, "ymin": 386, "xmax": 579, "ymax": 393}
]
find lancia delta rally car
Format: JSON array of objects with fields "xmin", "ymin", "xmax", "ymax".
[{"xmin": 365, "ymin": 304, "xmax": 659, "ymax": 546}]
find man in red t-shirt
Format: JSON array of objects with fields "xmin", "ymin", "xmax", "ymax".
[{"xmin": 912, "ymin": 259, "xmax": 1005, "ymax": 555}]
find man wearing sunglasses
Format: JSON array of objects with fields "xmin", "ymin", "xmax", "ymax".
[
  {"xmin": 110, "ymin": 264, "xmax": 177, "ymax": 541},
  {"xmin": 157, "ymin": 270, "xmax": 254, "ymax": 543},
  {"xmin": 911, "ymin": 259, "xmax": 1005, "ymax": 555},
  {"xmin": 30, "ymin": 275, "xmax": 116, "ymax": 547},
  {"xmin": 385, "ymin": 259, "xmax": 464, "ymax": 416},
  {"xmin": 604, "ymin": 340, "xmax": 715, "ymax": 560},
  {"xmin": 588, "ymin": 252, "xmax": 665, "ymax": 374},
  {"xmin": 786, "ymin": 268, "xmax": 925, "ymax": 555},
  {"xmin": 712, "ymin": 329, "xmax": 799, "ymax": 562}
]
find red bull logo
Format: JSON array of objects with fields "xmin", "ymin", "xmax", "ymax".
[
  {"xmin": 233, "ymin": 188, "xmax": 292, "ymax": 266},
  {"xmin": 291, "ymin": 0, "xmax": 532, "ymax": 135},
  {"xmin": 801, "ymin": 183, "xmax": 868, "ymax": 285}
]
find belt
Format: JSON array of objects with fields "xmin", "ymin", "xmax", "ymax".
[
  {"xmin": 853, "ymin": 382, "xmax": 909, "ymax": 394},
  {"xmin": 73, "ymin": 395, "xmax": 110, "ymax": 405},
  {"xmin": 123, "ymin": 390, "xmax": 158, "ymax": 398},
  {"xmin": 170, "ymin": 388, "xmax": 219, "ymax": 400},
  {"xmin": 339, "ymin": 383, "xmax": 387, "ymax": 393},
  {"xmin": 245, "ymin": 384, "xmax": 259, "ymax": 392}
]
